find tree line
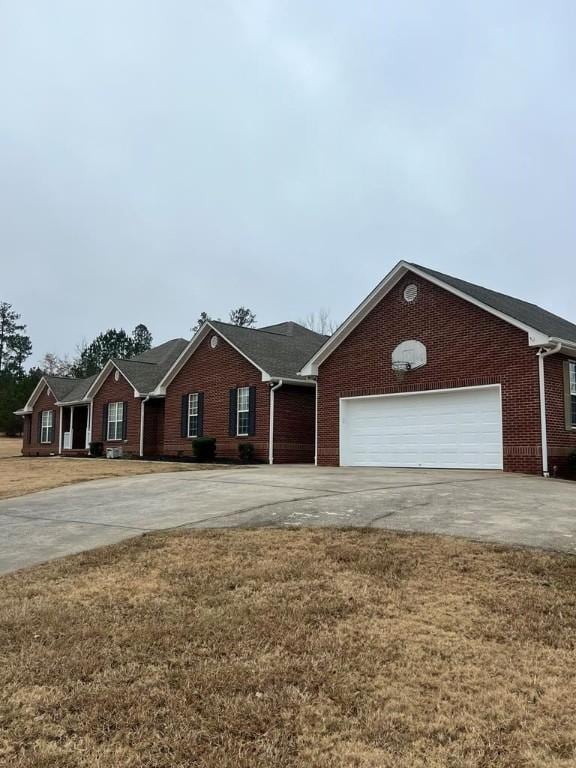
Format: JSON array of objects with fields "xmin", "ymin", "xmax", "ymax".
[
  {"xmin": 0, "ymin": 303, "xmax": 257, "ymax": 437},
  {"xmin": 0, "ymin": 301, "xmax": 337, "ymax": 437}
]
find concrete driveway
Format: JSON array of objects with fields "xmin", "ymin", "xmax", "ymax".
[{"xmin": 0, "ymin": 465, "xmax": 575, "ymax": 574}]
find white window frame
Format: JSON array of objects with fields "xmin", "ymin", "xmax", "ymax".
[
  {"xmin": 188, "ymin": 393, "xmax": 199, "ymax": 438},
  {"xmin": 570, "ymin": 362, "xmax": 576, "ymax": 427},
  {"xmin": 107, "ymin": 401, "xmax": 124, "ymax": 441},
  {"xmin": 236, "ymin": 387, "xmax": 250, "ymax": 437},
  {"xmin": 40, "ymin": 410, "xmax": 53, "ymax": 444}
]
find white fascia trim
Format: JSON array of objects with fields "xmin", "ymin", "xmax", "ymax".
[
  {"xmin": 300, "ymin": 262, "xmax": 408, "ymax": 375},
  {"xmin": 262, "ymin": 375, "xmax": 316, "ymax": 387},
  {"xmin": 153, "ymin": 322, "xmax": 269, "ymax": 395},
  {"xmin": 55, "ymin": 399, "xmax": 92, "ymax": 407},
  {"xmin": 152, "ymin": 324, "xmax": 210, "ymax": 394},
  {"xmin": 339, "ymin": 383, "xmax": 502, "ymax": 402},
  {"xmin": 84, "ymin": 360, "xmax": 139, "ymax": 400},
  {"xmin": 21, "ymin": 376, "xmax": 52, "ymax": 412},
  {"xmin": 299, "ymin": 261, "xmax": 551, "ymax": 375}
]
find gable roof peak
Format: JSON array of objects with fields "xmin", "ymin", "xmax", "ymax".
[{"xmin": 299, "ymin": 259, "xmax": 576, "ymax": 376}]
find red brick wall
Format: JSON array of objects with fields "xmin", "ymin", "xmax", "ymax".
[
  {"xmin": 273, "ymin": 384, "xmax": 315, "ymax": 463},
  {"xmin": 91, "ymin": 370, "xmax": 141, "ymax": 456},
  {"xmin": 163, "ymin": 333, "xmax": 271, "ymax": 462},
  {"xmin": 317, "ymin": 274, "xmax": 544, "ymax": 473},
  {"xmin": 545, "ymin": 354, "xmax": 576, "ymax": 473},
  {"xmin": 23, "ymin": 384, "xmax": 60, "ymax": 456}
]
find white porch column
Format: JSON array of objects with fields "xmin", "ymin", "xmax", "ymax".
[
  {"xmin": 85, "ymin": 402, "xmax": 92, "ymax": 449},
  {"xmin": 58, "ymin": 406, "xmax": 63, "ymax": 455}
]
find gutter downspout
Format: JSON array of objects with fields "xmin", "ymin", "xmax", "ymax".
[
  {"xmin": 537, "ymin": 343, "xmax": 562, "ymax": 477},
  {"xmin": 139, "ymin": 396, "xmax": 150, "ymax": 458},
  {"xmin": 269, "ymin": 380, "xmax": 283, "ymax": 465},
  {"xmin": 313, "ymin": 377, "xmax": 318, "ymax": 466}
]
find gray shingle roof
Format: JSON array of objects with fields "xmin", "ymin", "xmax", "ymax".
[
  {"xmin": 60, "ymin": 374, "xmax": 99, "ymax": 403},
  {"xmin": 47, "ymin": 338, "xmax": 188, "ymax": 403},
  {"xmin": 412, "ymin": 264, "xmax": 576, "ymax": 345},
  {"xmin": 113, "ymin": 338, "xmax": 188, "ymax": 393},
  {"xmin": 44, "ymin": 376, "xmax": 78, "ymax": 401},
  {"xmin": 43, "ymin": 374, "xmax": 99, "ymax": 404},
  {"xmin": 210, "ymin": 321, "xmax": 327, "ymax": 379},
  {"xmin": 130, "ymin": 338, "xmax": 188, "ymax": 365}
]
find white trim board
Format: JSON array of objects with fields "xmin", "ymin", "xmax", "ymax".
[{"xmin": 18, "ymin": 377, "xmax": 55, "ymax": 414}]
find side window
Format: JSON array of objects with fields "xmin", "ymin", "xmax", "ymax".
[
  {"xmin": 188, "ymin": 393, "xmax": 199, "ymax": 438},
  {"xmin": 107, "ymin": 402, "xmax": 124, "ymax": 440},
  {"xmin": 570, "ymin": 362, "xmax": 576, "ymax": 427},
  {"xmin": 40, "ymin": 410, "xmax": 54, "ymax": 443},
  {"xmin": 237, "ymin": 387, "xmax": 250, "ymax": 436}
]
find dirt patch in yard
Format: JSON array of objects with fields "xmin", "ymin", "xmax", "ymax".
[
  {"xmin": 0, "ymin": 453, "xmax": 233, "ymax": 500},
  {"xmin": 1, "ymin": 528, "xmax": 576, "ymax": 767}
]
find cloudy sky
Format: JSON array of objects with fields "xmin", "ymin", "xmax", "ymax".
[{"xmin": 1, "ymin": 1, "xmax": 575, "ymax": 363}]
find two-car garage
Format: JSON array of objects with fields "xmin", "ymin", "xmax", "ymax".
[{"xmin": 339, "ymin": 385, "xmax": 503, "ymax": 470}]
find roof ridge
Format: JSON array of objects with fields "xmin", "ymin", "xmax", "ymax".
[
  {"xmin": 211, "ymin": 320, "xmax": 309, "ymax": 338},
  {"xmin": 113, "ymin": 357, "xmax": 157, "ymax": 367}
]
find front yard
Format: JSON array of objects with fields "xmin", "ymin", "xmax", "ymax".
[
  {"xmin": 0, "ymin": 436, "xmax": 21, "ymax": 459},
  {"xmin": 1, "ymin": 528, "xmax": 576, "ymax": 767},
  {"xmin": 0, "ymin": 437, "xmax": 232, "ymax": 501}
]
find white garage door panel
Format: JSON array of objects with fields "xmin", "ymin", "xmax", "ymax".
[{"xmin": 340, "ymin": 386, "xmax": 503, "ymax": 469}]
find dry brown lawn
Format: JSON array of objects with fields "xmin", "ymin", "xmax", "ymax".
[
  {"xmin": 0, "ymin": 438, "xmax": 231, "ymax": 500},
  {"xmin": 1, "ymin": 528, "xmax": 576, "ymax": 768},
  {"xmin": 0, "ymin": 436, "xmax": 21, "ymax": 459}
]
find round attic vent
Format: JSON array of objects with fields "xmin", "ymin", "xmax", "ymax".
[
  {"xmin": 210, "ymin": 335, "xmax": 219, "ymax": 349},
  {"xmin": 114, "ymin": 369, "xmax": 120, "ymax": 382},
  {"xmin": 403, "ymin": 283, "xmax": 418, "ymax": 303}
]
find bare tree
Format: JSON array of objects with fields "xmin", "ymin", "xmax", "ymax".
[
  {"xmin": 299, "ymin": 308, "xmax": 338, "ymax": 335},
  {"xmin": 39, "ymin": 353, "xmax": 74, "ymax": 377}
]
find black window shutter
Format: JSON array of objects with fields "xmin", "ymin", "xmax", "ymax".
[
  {"xmin": 229, "ymin": 389, "xmax": 237, "ymax": 436},
  {"xmin": 37, "ymin": 412, "xmax": 42, "ymax": 443},
  {"xmin": 248, "ymin": 386, "xmax": 256, "ymax": 436},
  {"xmin": 122, "ymin": 402, "xmax": 128, "ymax": 440},
  {"xmin": 181, "ymin": 394, "xmax": 189, "ymax": 438},
  {"xmin": 102, "ymin": 404, "xmax": 109, "ymax": 441},
  {"xmin": 50, "ymin": 410, "xmax": 55, "ymax": 443},
  {"xmin": 197, "ymin": 392, "xmax": 204, "ymax": 437}
]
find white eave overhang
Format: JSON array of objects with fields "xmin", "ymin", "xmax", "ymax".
[{"xmin": 299, "ymin": 261, "xmax": 554, "ymax": 376}]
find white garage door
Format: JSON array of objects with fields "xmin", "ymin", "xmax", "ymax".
[{"xmin": 340, "ymin": 385, "xmax": 503, "ymax": 470}]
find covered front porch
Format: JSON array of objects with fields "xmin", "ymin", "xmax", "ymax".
[{"xmin": 61, "ymin": 404, "xmax": 91, "ymax": 454}]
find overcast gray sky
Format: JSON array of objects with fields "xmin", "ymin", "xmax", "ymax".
[{"xmin": 1, "ymin": 1, "xmax": 575, "ymax": 363}]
